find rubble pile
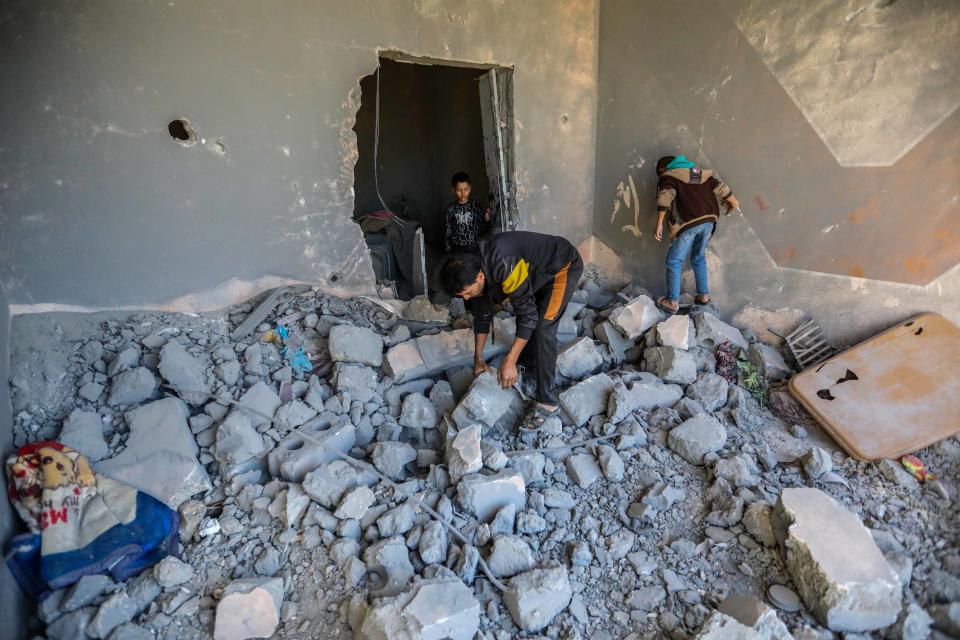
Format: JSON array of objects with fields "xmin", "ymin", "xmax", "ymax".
[{"xmin": 7, "ymin": 282, "xmax": 960, "ymax": 640}]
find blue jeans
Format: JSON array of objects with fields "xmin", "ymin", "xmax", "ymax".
[{"xmin": 665, "ymin": 223, "xmax": 712, "ymax": 300}]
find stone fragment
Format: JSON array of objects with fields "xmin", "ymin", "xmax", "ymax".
[
  {"xmin": 774, "ymin": 487, "xmax": 902, "ymax": 631},
  {"xmin": 686, "ymin": 373, "xmax": 730, "ymax": 412},
  {"xmin": 236, "ymin": 381, "xmax": 282, "ymax": 428},
  {"xmin": 335, "ymin": 486, "xmax": 375, "ymax": 521},
  {"xmin": 558, "ymin": 373, "xmax": 615, "ymax": 427},
  {"xmin": 657, "ymin": 315, "xmax": 693, "ymax": 349},
  {"xmin": 707, "ymin": 495, "xmax": 745, "ymax": 527},
  {"xmin": 158, "ymin": 340, "xmax": 210, "ymax": 405},
  {"xmin": 595, "ymin": 320, "xmax": 635, "ymax": 363},
  {"xmin": 801, "ymin": 447, "xmax": 832, "ymax": 479},
  {"xmin": 641, "ymin": 483, "xmax": 684, "ymax": 510},
  {"xmin": 333, "ymin": 363, "xmax": 378, "ymax": 403},
  {"xmin": 58, "ymin": 409, "xmax": 108, "ymax": 461},
  {"xmin": 428, "ymin": 380, "xmax": 455, "ymax": 416},
  {"xmin": 213, "ymin": 577, "xmax": 284, "ymax": 640},
  {"xmin": 596, "ymin": 445, "xmax": 625, "ymax": 481},
  {"xmin": 107, "ymin": 367, "xmax": 157, "ymax": 406},
  {"xmin": 694, "ymin": 608, "xmax": 790, "ymax": 640},
  {"xmin": 47, "ymin": 607, "xmax": 95, "ymax": 640},
  {"xmin": 385, "ymin": 323, "xmax": 513, "ymax": 382},
  {"xmin": 644, "ymin": 347, "xmax": 697, "ymax": 384},
  {"xmin": 714, "ymin": 454, "xmax": 760, "ymax": 487},
  {"xmin": 543, "ymin": 487, "xmax": 576, "ymax": 509},
  {"xmin": 268, "ymin": 418, "xmax": 356, "ymax": 482},
  {"xmin": 62, "ymin": 574, "xmax": 113, "ymax": 612},
  {"xmin": 88, "ymin": 575, "xmax": 161, "ymax": 639},
  {"xmin": 451, "ymin": 372, "xmax": 515, "ymax": 431},
  {"xmin": 487, "ymin": 535, "xmax": 536, "ymax": 578},
  {"xmin": 96, "ymin": 398, "xmax": 211, "ymax": 508},
  {"xmin": 747, "ymin": 343, "xmax": 791, "ymax": 380},
  {"xmin": 361, "ymin": 577, "xmax": 480, "ymax": 640},
  {"xmin": 608, "ymin": 295, "xmax": 663, "ymax": 339},
  {"xmin": 274, "ymin": 400, "xmax": 317, "ymax": 429},
  {"xmin": 78, "ymin": 381, "xmax": 106, "ymax": 402},
  {"xmin": 328, "ymin": 324, "xmax": 384, "ymax": 367},
  {"xmin": 627, "ymin": 586, "xmax": 666, "ymax": 612},
  {"xmin": 607, "ymin": 379, "xmax": 683, "ymax": 423},
  {"xmin": 510, "ymin": 452, "xmax": 545, "ymax": 485},
  {"xmin": 214, "ymin": 411, "xmax": 264, "ymax": 467},
  {"xmin": 695, "ymin": 313, "xmax": 748, "ymax": 350},
  {"xmin": 556, "ymin": 337, "xmax": 603, "ymax": 379},
  {"xmin": 107, "ymin": 346, "xmax": 140, "ymax": 376},
  {"xmin": 503, "ymin": 563, "xmax": 573, "ymax": 632},
  {"xmin": 215, "ymin": 359, "xmax": 241, "ymax": 386},
  {"xmin": 377, "ymin": 503, "xmax": 416, "ymax": 537},
  {"xmin": 371, "ymin": 441, "xmax": 417, "ymax": 481},
  {"xmin": 566, "ymin": 453, "xmax": 603, "ymax": 488},
  {"xmin": 742, "ymin": 502, "xmax": 777, "ymax": 547},
  {"xmin": 457, "ymin": 470, "xmax": 526, "ymax": 522},
  {"xmin": 364, "ymin": 537, "xmax": 415, "ymax": 596},
  {"xmin": 154, "ymin": 556, "xmax": 193, "ymax": 589},
  {"xmin": 109, "ymin": 624, "xmax": 154, "ymax": 640},
  {"xmin": 668, "ymin": 415, "xmax": 727, "ymax": 465},
  {"xmin": 878, "ymin": 459, "xmax": 920, "ymax": 491},
  {"xmin": 717, "ymin": 593, "xmax": 794, "ymax": 639},
  {"xmin": 400, "ymin": 392, "xmax": 438, "ymax": 430},
  {"xmin": 418, "ymin": 521, "xmax": 448, "ymax": 565},
  {"xmin": 302, "ymin": 460, "xmax": 358, "ymax": 509},
  {"xmin": 446, "ymin": 424, "xmax": 483, "ymax": 483}
]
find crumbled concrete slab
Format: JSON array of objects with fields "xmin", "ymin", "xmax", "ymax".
[
  {"xmin": 108, "ymin": 346, "xmax": 140, "ymax": 377},
  {"xmin": 657, "ymin": 315, "xmax": 693, "ymax": 350},
  {"xmin": 328, "ymin": 324, "xmax": 384, "ymax": 367},
  {"xmin": 62, "ymin": 574, "xmax": 113, "ymax": 612},
  {"xmin": 47, "ymin": 607, "xmax": 95, "ymax": 640},
  {"xmin": 267, "ymin": 418, "xmax": 356, "ymax": 482},
  {"xmin": 333, "ymin": 363, "xmax": 379, "ymax": 403},
  {"xmin": 644, "ymin": 347, "xmax": 697, "ymax": 384},
  {"xmin": 361, "ymin": 577, "xmax": 480, "ymax": 640},
  {"xmin": 371, "ymin": 441, "xmax": 417, "ymax": 481},
  {"xmin": 274, "ymin": 399, "xmax": 317, "ymax": 429},
  {"xmin": 385, "ymin": 322, "xmax": 513, "ymax": 383},
  {"xmin": 595, "ymin": 320, "xmax": 635, "ymax": 363},
  {"xmin": 335, "ymin": 485, "xmax": 375, "ymax": 521},
  {"xmin": 428, "ymin": 380, "xmax": 455, "ymax": 416},
  {"xmin": 558, "ymin": 373, "xmax": 615, "ymax": 427},
  {"xmin": 377, "ymin": 503, "xmax": 416, "ymax": 537},
  {"xmin": 503, "ymin": 563, "xmax": 572, "ymax": 632},
  {"xmin": 107, "ymin": 367, "xmax": 157, "ymax": 406},
  {"xmin": 364, "ymin": 537, "xmax": 415, "ymax": 597},
  {"xmin": 487, "ymin": 535, "xmax": 536, "ymax": 578},
  {"xmin": 58, "ymin": 409, "xmax": 108, "ymax": 461},
  {"xmin": 557, "ymin": 337, "xmax": 603, "ymax": 379},
  {"xmin": 596, "ymin": 444, "xmax": 625, "ymax": 481},
  {"xmin": 686, "ymin": 373, "xmax": 730, "ymax": 412},
  {"xmin": 215, "ymin": 411, "xmax": 264, "ymax": 467},
  {"xmin": 774, "ymin": 487, "xmax": 902, "ymax": 631},
  {"xmin": 608, "ymin": 295, "xmax": 662, "ymax": 340},
  {"xmin": 213, "ymin": 577, "xmax": 284, "ymax": 640},
  {"xmin": 714, "ymin": 453, "xmax": 760, "ymax": 487},
  {"xmin": 510, "ymin": 451, "xmax": 545, "ymax": 485},
  {"xmin": 747, "ymin": 343, "xmax": 791, "ymax": 380},
  {"xmin": 418, "ymin": 521, "xmax": 448, "ymax": 565},
  {"xmin": 607, "ymin": 379, "xmax": 683, "ymax": 423},
  {"xmin": 566, "ymin": 453, "xmax": 603, "ymax": 488},
  {"xmin": 668, "ymin": 415, "xmax": 727, "ymax": 465},
  {"xmin": 400, "ymin": 392, "xmax": 438, "ymax": 430},
  {"xmin": 158, "ymin": 340, "xmax": 210, "ymax": 405},
  {"xmin": 716, "ymin": 593, "xmax": 794, "ymax": 639},
  {"xmin": 236, "ymin": 381, "xmax": 282, "ymax": 428},
  {"xmin": 451, "ymin": 372, "xmax": 515, "ymax": 431},
  {"xmin": 695, "ymin": 313, "xmax": 748, "ymax": 350},
  {"xmin": 446, "ymin": 424, "xmax": 483, "ymax": 483},
  {"xmin": 302, "ymin": 460, "xmax": 358, "ymax": 509},
  {"xmin": 78, "ymin": 380, "xmax": 105, "ymax": 402},
  {"xmin": 457, "ymin": 470, "xmax": 526, "ymax": 522},
  {"xmin": 88, "ymin": 575, "xmax": 161, "ymax": 639},
  {"xmin": 96, "ymin": 398, "xmax": 211, "ymax": 508}
]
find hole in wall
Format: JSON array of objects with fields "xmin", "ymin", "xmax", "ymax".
[
  {"xmin": 168, "ymin": 119, "xmax": 197, "ymax": 146},
  {"xmin": 329, "ymin": 273, "xmax": 341, "ymax": 284}
]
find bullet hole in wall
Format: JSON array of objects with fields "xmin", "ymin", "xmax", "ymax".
[
  {"xmin": 168, "ymin": 119, "xmax": 197, "ymax": 147},
  {"xmin": 329, "ymin": 273, "xmax": 341, "ymax": 284}
]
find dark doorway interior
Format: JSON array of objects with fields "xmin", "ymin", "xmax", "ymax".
[{"xmin": 353, "ymin": 57, "xmax": 513, "ymax": 299}]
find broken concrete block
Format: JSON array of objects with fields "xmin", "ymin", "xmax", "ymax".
[
  {"xmin": 800, "ymin": 447, "xmax": 832, "ymax": 479},
  {"xmin": 267, "ymin": 417, "xmax": 356, "ymax": 482},
  {"xmin": 566, "ymin": 453, "xmax": 603, "ymax": 488},
  {"xmin": 608, "ymin": 295, "xmax": 662, "ymax": 340},
  {"xmin": 743, "ymin": 502, "xmax": 777, "ymax": 547},
  {"xmin": 595, "ymin": 320, "xmax": 635, "ymax": 363},
  {"xmin": 686, "ymin": 372, "xmax": 730, "ymax": 412},
  {"xmin": 88, "ymin": 575, "xmax": 161, "ymax": 639},
  {"xmin": 96, "ymin": 398, "xmax": 211, "ymax": 508},
  {"xmin": 58, "ymin": 409, "xmax": 107, "ymax": 462},
  {"xmin": 774, "ymin": 487, "xmax": 902, "ymax": 632},
  {"xmin": 274, "ymin": 400, "xmax": 317, "ymax": 430},
  {"xmin": 377, "ymin": 503, "xmax": 416, "ymax": 537},
  {"xmin": 236, "ymin": 381, "xmax": 282, "ymax": 428},
  {"xmin": 695, "ymin": 604, "xmax": 792, "ymax": 640},
  {"xmin": 418, "ymin": 521, "xmax": 449, "ymax": 565},
  {"xmin": 371, "ymin": 441, "xmax": 417, "ymax": 480},
  {"xmin": 385, "ymin": 323, "xmax": 513, "ymax": 383},
  {"xmin": 446, "ymin": 424, "xmax": 482, "ymax": 483},
  {"xmin": 428, "ymin": 380, "xmax": 455, "ymax": 416},
  {"xmin": 302, "ymin": 460, "xmax": 358, "ymax": 509},
  {"xmin": 558, "ymin": 373, "xmax": 615, "ymax": 427},
  {"xmin": 657, "ymin": 315, "xmax": 693, "ymax": 350},
  {"xmin": 556, "ymin": 337, "xmax": 603, "ymax": 380},
  {"xmin": 107, "ymin": 367, "xmax": 157, "ymax": 406},
  {"xmin": 747, "ymin": 343, "xmax": 791, "ymax": 380},
  {"xmin": 213, "ymin": 577, "xmax": 284, "ymax": 640},
  {"xmin": 78, "ymin": 381, "xmax": 105, "ymax": 402},
  {"xmin": 108, "ymin": 346, "xmax": 140, "ymax": 377},
  {"xmin": 159, "ymin": 340, "xmax": 210, "ymax": 405},
  {"xmin": 486, "ymin": 535, "xmax": 536, "ymax": 578},
  {"xmin": 215, "ymin": 359, "xmax": 241, "ymax": 386},
  {"xmin": 644, "ymin": 347, "xmax": 697, "ymax": 384},
  {"xmin": 62, "ymin": 574, "xmax": 113, "ymax": 612},
  {"xmin": 215, "ymin": 411, "xmax": 264, "ymax": 467},
  {"xmin": 457, "ymin": 470, "xmax": 526, "ymax": 522},
  {"xmin": 596, "ymin": 445, "xmax": 625, "ymax": 481},
  {"xmin": 713, "ymin": 453, "xmax": 760, "ymax": 487},
  {"xmin": 510, "ymin": 452, "xmax": 545, "ymax": 486},
  {"xmin": 333, "ymin": 363, "xmax": 378, "ymax": 403},
  {"xmin": 364, "ymin": 537, "xmax": 415, "ymax": 597},
  {"xmin": 503, "ymin": 563, "xmax": 573, "ymax": 632},
  {"xmin": 361, "ymin": 577, "xmax": 480, "ymax": 640},
  {"xmin": 668, "ymin": 415, "xmax": 727, "ymax": 465},
  {"xmin": 695, "ymin": 312, "xmax": 748, "ymax": 350},
  {"xmin": 335, "ymin": 485, "xmax": 375, "ymax": 521},
  {"xmin": 154, "ymin": 556, "xmax": 194, "ymax": 589},
  {"xmin": 400, "ymin": 392, "xmax": 438, "ymax": 430},
  {"xmin": 328, "ymin": 324, "xmax": 384, "ymax": 367},
  {"xmin": 451, "ymin": 372, "xmax": 515, "ymax": 431},
  {"xmin": 607, "ymin": 379, "xmax": 683, "ymax": 423}
]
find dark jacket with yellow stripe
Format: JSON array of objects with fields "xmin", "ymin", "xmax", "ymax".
[{"xmin": 472, "ymin": 231, "xmax": 579, "ymax": 341}]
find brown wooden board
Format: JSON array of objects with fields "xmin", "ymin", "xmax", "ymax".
[{"xmin": 789, "ymin": 313, "xmax": 960, "ymax": 461}]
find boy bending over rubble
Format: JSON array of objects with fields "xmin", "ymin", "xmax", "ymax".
[
  {"xmin": 440, "ymin": 231, "xmax": 583, "ymax": 429},
  {"xmin": 654, "ymin": 154, "xmax": 739, "ymax": 314}
]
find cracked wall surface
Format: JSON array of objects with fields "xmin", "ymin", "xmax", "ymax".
[
  {"xmin": 593, "ymin": 0, "xmax": 960, "ymax": 344},
  {"xmin": 0, "ymin": 0, "xmax": 598, "ymax": 310}
]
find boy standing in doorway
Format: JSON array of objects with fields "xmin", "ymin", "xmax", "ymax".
[
  {"xmin": 653, "ymin": 154, "xmax": 739, "ymax": 314},
  {"xmin": 444, "ymin": 172, "xmax": 490, "ymax": 253}
]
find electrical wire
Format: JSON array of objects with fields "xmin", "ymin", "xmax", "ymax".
[{"xmin": 373, "ymin": 65, "xmax": 405, "ymax": 227}]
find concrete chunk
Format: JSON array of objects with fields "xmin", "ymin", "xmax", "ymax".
[
  {"xmin": 556, "ymin": 337, "xmax": 603, "ymax": 380},
  {"xmin": 747, "ymin": 343, "xmax": 791, "ymax": 380},
  {"xmin": 558, "ymin": 373, "xmax": 615, "ymax": 427},
  {"xmin": 302, "ymin": 460, "xmax": 358, "ymax": 509},
  {"xmin": 608, "ymin": 295, "xmax": 663, "ymax": 340},
  {"xmin": 566, "ymin": 453, "xmax": 603, "ymax": 488},
  {"xmin": 62, "ymin": 574, "xmax": 113, "ymax": 612},
  {"xmin": 657, "ymin": 315, "xmax": 693, "ymax": 350},
  {"xmin": 328, "ymin": 324, "xmax": 384, "ymax": 367},
  {"xmin": 96, "ymin": 398, "xmax": 211, "ymax": 508},
  {"xmin": 399, "ymin": 392, "xmax": 437, "ymax": 430},
  {"xmin": 361, "ymin": 577, "xmax": 480, "ymax": 640},
  {"xmin": 668, "ymin": 415, "xmax": 727, "ymax": 465},
  {"xmin": 686, "ymin": 372, "xmax": 730, "ymax": 412},
  {"xmin": 446, "ymin": 424, "xmax": 483, "ymax": 483},
  {"xmin": 58, "ymin": 409, "xmax": 108, "ymax": 462},
  {"xmin": 486, "ymin": 535, "xmax": 536, "ymax": 578},
  {"xmin": 695, "ymin": 312, "xmax": 748, "ymax": 350},
  {"xmin": 503, "ymin": 563, "xmax": 572, "ymax": 632},
  {"xmin": 214, "ymin": 578, "xmax": 284, "ymax": 640},
  {"xmin": 236, "ymin": 381, "xmax": 282, "ymax": 428},
  {"xmin": 595, "ymin": 320, "xmax": 635, "ymax": 363},
  {"xmin": 607, "ymin": 379, "xmax": 683, "ymax": 423},
  {"xmin": 457, "ymin": 470, "xmax": 526, "ymax": 522},
  {"xmin": 774, "ymin": 487, "xmax": 902, "ymax": 632},
  {"xmin": 385, "ymin": 322, "xmax": 514, "ymax": 382},
  {"xmin": 215, "ymin": 411, "xmax": 264, "ymax": 467},
  {"xmin": 333, "ymin": 363, "xmax": 378, "ymax": 403},
  {"xmin": 158, "ymin": 340, "xmax": 210, "ymax": 406},
  {"xmin": 451, "ymin": 372, "xmax": 515, "ymax": 431},
  {"xmin": 107, "ymin": 367, "xmax": 157, "ymax": 406},
  {"xmin": 371, "ymin": 441, "xmax": 417, "ymax": 481},
  {"xmin": 274, "ymin": 400, "xmax": 318, "ymax": 429},
  {"xmin": 267, "ymin": 417, "xmax": 356, "ymax": 482},
  {"xmin": 644, "ymin": 347, "xmax": 697, "ymax": 384},
  {"xmin": 364, "ymin": 537, "xmax": 415, "ymax": 597}
]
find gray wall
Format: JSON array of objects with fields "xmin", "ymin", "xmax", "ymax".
[
  {"xmin": 593, "ymin": 0, "xmax": 960, "ymax": 346},
  {"xmin": 0, "ymin": 0, "xmax": 598, "ymax": 310},
  {"xmin": 0, "ymin": 282, "xmax": 28, "ymax": 640}
]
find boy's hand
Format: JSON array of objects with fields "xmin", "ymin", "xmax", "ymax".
[
  {"xmin": 655, "ymin": 222, "xmax": 664, "ymax": 242},
  {"xmin": 473, "ymin": 358, "xmax": 491, "ymax": 377}
]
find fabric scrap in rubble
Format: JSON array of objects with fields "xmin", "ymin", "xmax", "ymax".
[{"xmin": 5, "ymin": 441, "xmax": 179, "ymax": 599}]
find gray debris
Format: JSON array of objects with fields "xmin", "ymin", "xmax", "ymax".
[
  {"xmin": 656, "ymin": 315, "xmax": 693, "ymax": 349},
  {"xmin": 214, "ymin": 411, "xmax": 264, "ymax": 467},
  {"xmin": 328, "ymin": 324, "xmax": 384, "ymax": 367},
  {"xmin": 686, "ymin": 372, "xmax": 730, "ymax": 412},
  {"xmin": 364, "ymin": 537, "xmax": 415, "ymax": 596},
  {"xmin": 335, "ymin": 485, "xmax": 375, "ymax": 521},
  {"xmin": 274, "ymin": 400, "xmax": 317, "ymax": 429},
  {"xmin": 451, "ymin": 371, "xmax": 515, "ymax": 431},
  {"xmin": 713, "ymin": 453, "xmax": 760, "ymax": 487},
  {"xmin": 558, "ymin": 373, "xmax": 615, "ymax": 427},
  {"xmin": 333, "ymin": 363, "xmax": 378, "ymax": 402},
  {"xmin": 88, "ymin": 575, "xmax": 161, "ymax": 639},
  {"xmin": 929, "ymin": 603, "xmax": 960, "ymax": 637},
  {"xmin": 668, "ymin": 415, "xmax": 727, "ymax": 465},
  {"xmin": 236, "ymin": 381, "xmax": 282, "ymax": 428},
  {"xmin": 107, "ymin": 367, "xmax": 157, "ymax": 406},
  {"xmin": 107, "ymin": 346, "xmax": 140, "ymax": 377},
  {"xmin": 154, "ymin": 556, "xmax": 194, "ymax": 589},
  {"xmin": 644, "ymin": 347, "xmax": 697, "ymax": 384},
  {"xmin": 62, "ymin": 574, "xmax": 114, "ymax": 613},
  {"xmin": 627, "ymin": 586, "xmax": 666, "ymax": 612},
  {"xmin": 694, "ymin": 313, "xmax": 748, "ymax": 350},
  {"xmin": 608, "ymin": 295, "xmax": 662, "ymax": 339},
  {"xmin": 503, "ymin": 563, "xmax": 573, "ymax": 632},
  {"xmin": 486, "ymin": 535, "xmax": 536, "ymax": 578},
  {"xmin": 78, "ymin": 381, "xmax": 105, "ymax": 402},
  {"xmin": 747, "ymin": 342, "xmax": 791, "ymax": 380},
  {"xmin": 510, "ymin": 452, "xmax": 545, "ymax": 486},
  {"xmin": 596, "ymin": 445, "xmax": 625, "ymax": 481},
  {"xmin": 399, "ymin": 392, "xmax": 438, "ymax": 430},
  {"xmin": 377, "ymin": 503, "xmax": 416, "ymax": 537},
  {"xmin": 566, "ymin": 452, "xmax": 603, "ymax": 488},
  {"xmin": 419, "ymin": 520, "xmax": 449, "ymax": 565},
  {"xmin": 446, "ymin": 424, "xmax": 483, "ymax": 483},
  {"xmin": 58, "ymin": 409, "xmax": 108, "ymax": 461},
  {"xmin": 213, "ymin": 577, "xmax": 284, "ymax": 640},
  {"xmin": 302, "ymin": 460, "xmax": 358, "ymax": 509},
  {"xmin": 158, "ymin": 340, "xmax": 210, "ymax": 405},
  {"xmin": 801, "ymin": 447, "xmax": 832, "ymax": 479},
  {"xmin": 607, "ymin": 378, "xmax": 683, "ymax": 423},
  {"xmin": 371, "ymin": 441, "xmax": 417, "ymax": 481},
  {"xmin": 742, "ymin": 502, "xmax": 777, "ymax": 547},
  {"xmin": 557, "ymin": 337, "xmax": 603, "ymax": 379},
  {"xmin": 361, "ymin": 577, "xmax": 480, "ymax": 640},
  {"xmin": 457, "ymin": 470, "xmax": 526, "ymax": 522},
  {"xmin": 595, "ymin": 320, "xmax": 635, "ymax": 363}
]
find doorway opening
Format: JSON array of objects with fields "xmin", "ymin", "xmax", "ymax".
[{"xmin": 352, "ymin": 54, "xmax": 516, "ymax": 300}]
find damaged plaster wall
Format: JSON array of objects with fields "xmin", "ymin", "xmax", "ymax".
[
  {"xmin": 0, "ymin": 0, "xmax": 598, "ymax": 311},
  {"xmin": 593, "ymin": 0, "xmax": 960, "ymax": 346},
  {"xmin": 0, "ymin": 282, "xmax": 28, "ymax": 640}
]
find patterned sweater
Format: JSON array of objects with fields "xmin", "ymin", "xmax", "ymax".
[{"xmin": 444, "ymin": 199, "xmax": 487, "ymax": 252}]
